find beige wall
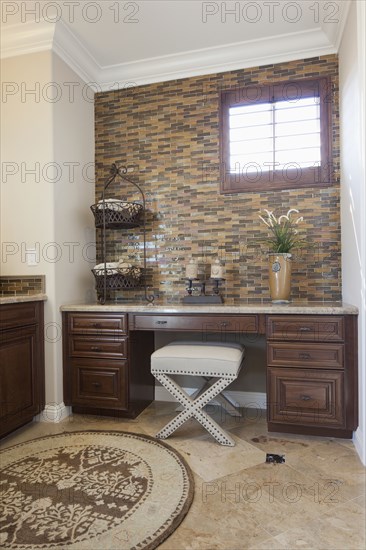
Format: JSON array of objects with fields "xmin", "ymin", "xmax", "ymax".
[
  {"xmin": 0, "ymin": 51, "xmax": 95, "ymax": 411},
  {"xmin": 51, "ymin": 52, "xmax": 95, "ymax": 406},
  {"xmin": 1, "ymin": 51, "xmax": 57, "ymax": 407},
  {"xmin": 1, "ymin": 51, "xmax": 54, "ymax": 274},
  {"xmin": 339, "ymin": 0, "xmax": 366, "ymax": 464}
]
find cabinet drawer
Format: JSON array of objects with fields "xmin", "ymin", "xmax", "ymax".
[
  {"xmin": 267, "ymin": 342, "xmax": 344, "ymax": 369},
  {"xmin": 268, "ymin": 367, "xmax": 344, "ymax": 427},
  {"xmin": 71, "ymin": 360, "xmax": 128, "ymax": 409},
  {"xmin": 0, "ymin": 302, "xmax": 40, "ymax": 330},
  {"xmin": 130, "ymin": 314, "xmax": 259, "ymax": 333},
  {"xmin": 69, "ymin": 336, "xmax": 128, "ymax": 359},
  {"xmin": 69, "ymin": 314, "xmax": 127, "ymax": 335},
  {"xmin": 267, "ymin": 316, "xmax": 344, "ymax": 342}
]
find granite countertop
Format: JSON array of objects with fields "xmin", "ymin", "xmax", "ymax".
[
  {"xmin": 0, "ymin": 294, "xmax": 48, "ymax": 305},
  {"xmin": 60, "ymin": 300, "xmax": 358, "ymax": 315}
]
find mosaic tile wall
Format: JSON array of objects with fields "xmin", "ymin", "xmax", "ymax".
[
  {"xmin": 0, "ymin": 275, "xmax": 45, "ymax": 296},
  {"xmin": 94, "ymin": 55, "xmax": 341, "ymax": 303}
]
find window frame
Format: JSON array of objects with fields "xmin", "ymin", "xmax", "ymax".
[{"xmin": 219, "ymin": 76, "xmax": 334, "ymax": 194}]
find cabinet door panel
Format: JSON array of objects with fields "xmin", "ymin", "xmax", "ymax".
[
  {"xmin": 0, "ymin": 326, "xmax": 39, "ymax": 435},
  {"xmin": 71, "ymin": 359, "xmax": 128, "ymax": 410},
  {"xmin": 268, "ymin": 367, "xmax": 344, "ymax": 427}
]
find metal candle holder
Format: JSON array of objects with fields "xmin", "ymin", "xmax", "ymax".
[{"xmin": 183, "ymin": 277, "xmax": 224, "ymax": 304}]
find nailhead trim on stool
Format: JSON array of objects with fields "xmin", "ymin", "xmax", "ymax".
[{"xmin": 151, "ymin": 341, "xmax": 245, "ymax": 446}]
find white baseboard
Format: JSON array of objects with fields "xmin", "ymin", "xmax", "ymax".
[
  {"xmin": 36, "ymin": 402, "xmax": 71, "ymax": 423},
  {"xmin": 353, "ymin": 427, "xmax": 366, "ymax": 466},
  {"xmin": 154, "ymin": 386, "xmax": 267, "ymax": 409}
]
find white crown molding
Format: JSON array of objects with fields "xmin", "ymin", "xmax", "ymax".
[
  {"xmin": 98, "ymin": 28, "xmax": 335, "ymax": 91},
  {"xmin": 2, "ymin": 3, "xmax": 351, "ymax": 92},
  {"xmin": 0, "ymin": 19, "xmax": 55, "ymax": 59},
  {"xmin": 53, "ymin": 19, "xmax": 99, "ymax": 84},
  {"xmin": 333, "ymin": 0, "xmax": 352, "ymax": 51},
  {"xmin": 319, "ymin": 0, "xmax": 351, "ymax": 51},
  {"xmin": 1, "ymin": 19, "xmax": 98, "ymax": 85}
]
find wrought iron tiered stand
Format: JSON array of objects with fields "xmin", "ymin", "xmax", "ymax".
[{"xmin": 90, "ymin": 163, "xmax": 154, "ymax": 304}]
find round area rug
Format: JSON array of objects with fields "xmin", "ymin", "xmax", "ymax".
[{"xmin": 0, "ymin": 430, "xmax": 194, "ymax": 550}]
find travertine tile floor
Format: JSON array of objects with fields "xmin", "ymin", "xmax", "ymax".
[{"xmin": 1, "ymin": 402, "xmax": 365, "ymax": 550}]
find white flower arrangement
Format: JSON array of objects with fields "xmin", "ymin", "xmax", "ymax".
[{"xmin": 258, "ymin": 208, "xmax": 306, "ymax": 253}]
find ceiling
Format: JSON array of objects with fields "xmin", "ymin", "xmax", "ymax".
[{"xmin": 1, "ymin": 0, "xmax": 351, "ymax": 89}]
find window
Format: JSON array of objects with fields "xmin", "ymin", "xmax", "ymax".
[{"xmin": 219, "ymin": 77, "xmax": 333, "ymax": 193}]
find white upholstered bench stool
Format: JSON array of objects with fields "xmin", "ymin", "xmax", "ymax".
[{"xmin": 151, "ymin": 341, "xmax": 245, "ymax": 446}]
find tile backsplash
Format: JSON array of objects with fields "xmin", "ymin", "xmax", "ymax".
[
  {"xmin": 0, "ymin": 275, "xmax": 45, "ymax": 296},
  {"xmin": 94, "ymin": 55, "xmax": 341, "ymax": 302}
]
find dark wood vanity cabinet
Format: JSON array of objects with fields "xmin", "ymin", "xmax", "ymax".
[
  {"xmin": 0, "ymin": 301, "xmax": 45, "ymax": 438},
  {"xmin": 62, "ymin": 309, "xmax": 358, "ymax": 437},
  {"xmin": 62, "ymin": 312, "xmax": 155, "ymax": 418},
  {"xmin": 266, "ymin": 315, "xmax": 358, "ymax": 437}
]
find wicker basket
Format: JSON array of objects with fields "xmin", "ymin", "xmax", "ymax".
[
  {"xmin": 92, "ymin": 265, "xmax": 142, "ymax": 292},
  {"xmin": 91, "ymin": 199, "xmax": 143, "ymax": 229}
]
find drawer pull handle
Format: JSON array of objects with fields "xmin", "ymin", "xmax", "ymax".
[
  {"xmin": 156, "ymin": 321, "xmax": 168, "ymax": 325},
  {"xmin": 299, "ymin": 327, "xmax": 311, "ymax": 332},
  {"xmin": 299, "ymin": 353, "xmax": 311, "ymax": 360},
  {"xmin": 92, "ymin": 323, "xmax": 102, "ymax": 328},
  {"xmin": 92, "ymin": 382, "xmax": 101, "ymax": 388},
  {"xmin": 91, "ymin": 346, "xmax": 101, "ymax": 352},
  {"xmin": 300, "ymin": 394, "xmax": 312, "ymax": 401},
  {"xmin": 221, "ymin": 322, "xmax": 230, "ymax": 328}
]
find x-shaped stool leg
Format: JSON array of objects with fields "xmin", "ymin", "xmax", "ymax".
[{"xmin": 153, "ymin": 372, "xmax": 236, "ymax": 446}]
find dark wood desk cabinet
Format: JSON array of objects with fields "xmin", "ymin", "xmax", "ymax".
[
  {"xmin": 0, "ymin": 301, "xmax": 45, "ymax": 438},
  {"xmin": 62, "ymin": 312, "xmax": 154, "ymax": 418},
  {"xmin": 62, "ymin": 310, "xmax": 358, "ymax": 437},
  {"xmin": 266, "ymin": 315, "xmax": 358, "ymax": 438}
]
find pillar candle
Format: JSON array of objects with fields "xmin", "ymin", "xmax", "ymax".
[
  {"xmin": 186, "ymin": 259, "xmax": 198, "ymax": 279},
  {"xmin": 211, "ymin": 259, "xmax": 224, "ymax": 279}
]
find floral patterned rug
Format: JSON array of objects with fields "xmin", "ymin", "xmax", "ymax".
[{"xmin": 0, "ymin": 430, "xmax": 194, "ymax": 549}]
